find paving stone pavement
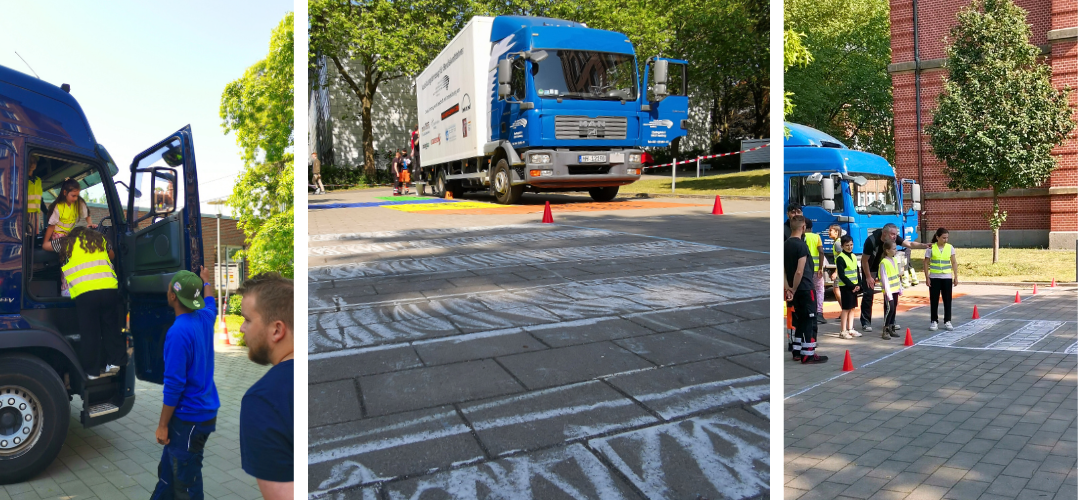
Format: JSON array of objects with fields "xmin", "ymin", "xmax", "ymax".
[
  {"xmin": 785, "ymin": 286, "xmax": 1078, "ymax": 500},
  {"xmin": 1, "ymin": 346, "xmax": 270, "ymax": 500},
  {"xmin": 308, "ymin": 188, "xmax": 771, "ymax": 499}
]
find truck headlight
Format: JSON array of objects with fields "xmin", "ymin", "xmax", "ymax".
[
  {"xmin": 530, "ymin": 153, "xmax": 552, "ymax": 164},
  {"xmin": 628, "ymin": 154, "xmax": 642, "ymax": 164}
]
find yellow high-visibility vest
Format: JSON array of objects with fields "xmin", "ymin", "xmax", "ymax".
[
  {"xmin": 61, "ymin": 239, "xmax": 116, "ymax": 298},
  {"xmin": 805, "ymin": 232, "xmax": 822, "ymax": 273},
  {"xmin": 930, "ymin": 243, "xmax": 954, "ymax": 275},
  {"xmin": 27, "ymin": 178, "xmax": 41, "ymax": 213},
  {"xmin": 55, "ymin": 202, "xmax": 79, "ymax": 234},
  {"xmin": 881, "ymin": 258, "xmax": 901, "ymax": 292},
  {"xmin": 837, "ymin": 252, "xmax": 859, "ymax": 286}
]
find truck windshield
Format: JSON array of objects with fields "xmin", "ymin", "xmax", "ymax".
[
  {"xmin": 852, "ymin": 174, "xmax": 898, "ymax": 215},
  {"xmin": 533, "ymin": 50, "xmax": 637, "ymax": 101}
]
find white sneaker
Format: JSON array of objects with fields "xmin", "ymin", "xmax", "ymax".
[
  {"xmin": 850, "ymin": 329, "xmax": 862, "ymax": 337},
  {"xmin": 104, "ymin": 364, "xmax": 120, "ymax": 374},
  {"xmin": 862, "ymin": 324, "xmax": 872, "ymax": 332},
  {"xmin": 929, "ymin": 321, "xmax": 938, "ymax": 331},
  {"xmin": 839, "ymin": 330, "xmax": 852, "ymax": 339},
  {"xmin": 944, "ymin": 321, "xmax": 954, "ymax": 331}
]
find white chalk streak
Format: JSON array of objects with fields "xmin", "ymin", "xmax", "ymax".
[
  {"xmin": 984, "ymin": 321, "xmax": 1065, "ymax": 351},
  {"xmin": 311, "ymin": 229, "xmax": 612, "ymax": 256},
  {"xmin": 919, "ymin": 319, "xmax": 1002, "ymax": 347},
  {"xmin": 309, "ymin": 425, "xmax": 472, "ymax": 465},
  {"xmin": 310, "ymin": 224, "xmax": 540, "ymax": 242}
]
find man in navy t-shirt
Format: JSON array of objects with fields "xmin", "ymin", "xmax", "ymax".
[
  {"xmin": 152, "ymin": 267, "xmax": 220, "ymax": 500},
  {"xmin": 237, "ymin": 273, "xmax": 294, "ymax": 499}
]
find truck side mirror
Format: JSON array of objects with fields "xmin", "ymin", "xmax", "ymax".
[
  {"xmin": 912, "ymin": 184, "xmax": 921, "ymax": 211},
  {"xmin": 822, "ymin": 178, "xmax": 835, "ymax": 211},
  {"xmin": 654, "ymin": 60, "xmax": 668, "ymax": 85},
  {"xmin": 498, "ymin": 59, "xmax": 511, "ymax": 85}
]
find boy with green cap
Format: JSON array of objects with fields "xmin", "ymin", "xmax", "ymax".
[{"xmin": 151, "ymin": 266, "xmax": 220, "ymax": 500}]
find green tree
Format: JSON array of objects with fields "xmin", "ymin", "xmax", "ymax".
[
  {"xmin": 309, "ymin": 0, "xmax": 462, "ymax": 176},
  {"xmin": 220, "ymin": 13, "xmax": 295, "ymax": 278},
  {"xmin": 927, "ymin": 0, "xmax": 1074, "ymax": 263},
  {"xmin": 783, "ymin": 29, "xmax": 812, "ymax": 131},
  {"xmin": 784, "ymin": 0, "xmax": 892, "ymax": 160}
]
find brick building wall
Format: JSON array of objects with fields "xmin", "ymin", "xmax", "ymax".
[
  {"xmin": 888, "ymin": 0, "xmax": 1078, "ymax": 249},
  {"xmin": 79, "ymin": 203, "xmax": 247, "ymax": 288}
]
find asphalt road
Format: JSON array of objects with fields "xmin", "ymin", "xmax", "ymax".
[{"xmin": 307, "ymin": 188, "xmax": 771, "ymax": 499}]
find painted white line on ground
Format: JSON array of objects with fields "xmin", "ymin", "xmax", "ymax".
[
  {"xmin": 785, "ymin": 291, "xmax": 1062, "ymax": 401},
  {"xmin": 310, "ymin": 229, "xmax": 613, "ymax": 256},
  {"xmin": 985, "ymin": 321, "xmax": 1066, "ymax": 351},
  {"xmin": 919, "ymin": 319, "xmax": 1003, "ymax": 347},
  {"xmin": 309, "ymin": 224, "xmax": 541, "ymax": 242},
  {"xmin": 308, "ymin": 239, "xmax": 724, "ymax": 281},
  {"xmin": 309, "ymin": 425, "xmax": 473, "ymax": 465},
  {"xmin": 1067, "ymin": 342, "xmax": 1078, "ymax": 355}
]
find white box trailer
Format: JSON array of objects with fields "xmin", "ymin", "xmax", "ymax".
[{"xmin": 416, "ymin": 17, "xmax": 494, "ymax": 167}]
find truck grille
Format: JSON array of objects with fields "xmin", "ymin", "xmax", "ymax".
[{"xmin": 555, "ymin": 116, "xmax": 628, "ymax": 140}]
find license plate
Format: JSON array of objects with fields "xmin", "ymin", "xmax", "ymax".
[{"xmin": 578, "ymin": 155, "xmax": 606, "ymax": 163}]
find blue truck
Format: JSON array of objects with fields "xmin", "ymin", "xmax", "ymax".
[
  {"xmin": 0, "ymin": 64, "xmax": 203, "ymax": 482},
  {"xmin": 415, "ymin": 15, "xmax": 689, "ymax": 204},
  {"xmin": 783, "ymin": 122, "xmax": 922, "ymax": 283}
]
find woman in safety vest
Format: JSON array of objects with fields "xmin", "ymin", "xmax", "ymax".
[
  {"xmin": 43, "ymin": 226, "xmax": 122, "ymax": 380},
  {"xmin": 923, "ymin": 227, "xmax": 959, "ymax": 331},
  {"xmin": 43, "ymin": 179, "xmax": 96, "ymax": 297},
  {"xmin": 804, "ymin": 219, "xmax": 826, "ymax": 324},
  {"xmin": 27, "ymin": 156, "xmax": 43, "ymax": 233}
]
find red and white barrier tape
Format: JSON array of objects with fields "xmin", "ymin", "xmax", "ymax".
[{"xmin": 642, "ymin": 143, "xmax": 770, "ymax": 170}]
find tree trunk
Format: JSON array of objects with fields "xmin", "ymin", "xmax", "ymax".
[
  {"xmin": 992, "ymin": 190, "xmax": 1000, "ymax": 264},
  {"xmin": 361, "ymin": 68, "xmax": 377, "ymax": 178}
]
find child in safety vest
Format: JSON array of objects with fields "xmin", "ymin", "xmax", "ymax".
[
  {"xmin": 836, "ymin": 235, "xmax": 862, "ymax": 339},
  {"xmin": 828, "ymin": 224, "xmax": 845, "ymax": 307},
  {"xmin": 923, "ymin": 227, "xmax": 958, "ymax": 331},
  {"xmin": 44, "ymin": 179, "xmax": 96, "ymax": 297},
  {"xmin": 878, "ymin": 240, "xmax": 903, "ymax": 340},
  {"xmin": 28, "ymin": 156, "xmax": 43, "ymax": 233}
]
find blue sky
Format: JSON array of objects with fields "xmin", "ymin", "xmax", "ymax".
[{"xmin": 0, "ymin": 0, "xmax": 294, "ymax": 213}]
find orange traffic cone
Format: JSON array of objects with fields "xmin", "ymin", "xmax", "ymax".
[
  {"xmin": 1015, "ymin": 291, "xmax": 1021, "ymax": 303},
  {"xmin": 711, "ymin": 195, "xmax": 724, "ymax": 215},
  {"xmin": 1051, "ymin": 278, "xmax": 1056, "ymax": 287},
  {"xmin": 842, "ymin": 350, "xmax": 854, "ymax": 372},
  {"xmin": 1032, "ymin": 283, "xmax": 1038, "ymax": 295},
  {"xmin": 445, "ymin": 190, "xmax": 453, "ymax": 200},
  {"xmin": 972, "ymin": 305, "xmax": 980, "ymax": 319},
  {"xmin": 222, "ymin": 319, "xmax": 231, "ymax": 346},
  {"xmin": 904, "ymin": 328, "xmax": 914, "ymax": 346},
  {"xmin": 541, "ymin": 201, "xmax": 554, "ymax": 223}
]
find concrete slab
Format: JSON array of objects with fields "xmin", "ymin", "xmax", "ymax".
[
  {"xmin": 360, "ymin": 360, "xmax": 523, "ymax": 416},
  {"xmin": 606, "ymin": 358, "xmax": 770, "ymax": 419},
  {"xmin": 613, "ymin": 329, "xmax": 760, "ymax": 365},
  {"xmin": 496, "ymin": 342, "xmax": 655, "ymax": 389}
]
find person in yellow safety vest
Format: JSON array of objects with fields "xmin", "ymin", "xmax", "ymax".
[
  {"xmin": 923, "ymin": 227, "xmax": 959, "ymax": 332},
  {"xmin": 43, "ymin": 226, "xmax": 123, "ymax": 380},
  {"xmin": 27, "ymin": 156, "xmax": 44, "ymax": 233},
  {"xmin": 44, "ymin": 178, "xmax": 96, "ymax": 297},
  {"xmin": 878, "ymin": 240, "xmax": 904, "ymax": 340},
  {"xmin": 804, "ymin": 219, "xmax": 827, "ymax": 325},
  {"xmin": 835, "ymin": 235, "xmax": 863, "ymax": 339},
  {"xmin": 827, "ymin": 224, "xmax": 845, "ymax": 309}
]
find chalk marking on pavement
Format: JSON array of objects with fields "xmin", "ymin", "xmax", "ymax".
[
  {"xmin": 310, "ymin": 229, "xmax": 613, "ymax": 256},
  {"xmin": 308, "ymin": 240, "xmax": 724, "ymax": 281},
  {"xmin": 558, "ymin": 223, "xmax": 769, "ymax": 255},
  {"xmin": 633, "ymin": 374, "xmax": 771, "ymax": 420},
  {"xmin": 1067, "ymin": 342, "xmax": 1078, "ymax": 355},
  {"xmin": 984, "ymin": 320, "xmax": 1066, "ymax": 351},
  {"xmin": 589, "ymin": 413, "xmax": 769, "ymax": 500},
  {"xmin": 381, "ymin": 444, "xmax": 631, "ymax": 500},
  {"xmin": 309, "ymin": 224, "xmax": 542, "ymax": 242},
  {"xmin": 785, "ymin": 291, "xmax": 1060, "ymax": 401},
  {"xmin": 309, "ymin": 425, "xmax": 473, "ymax": 465},
  {"xmin": 919, "ymin": 319, "xmax": 1003, "ymax": 347}
]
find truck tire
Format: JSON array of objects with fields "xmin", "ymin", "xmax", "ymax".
[
  {"xmin": 491, "ymin": 160, "xmax": 524, "ymax": 205},
  {"xmin": 434, "ymin": 170, "xmax": 448, "ymax": 198},
  {"xmin": 0, "ymin": 354, "xmax": 69, "ymax": 484},
  {"xmin": 588, "ymin": 186, "xmax": 620, "ymax": 202}
]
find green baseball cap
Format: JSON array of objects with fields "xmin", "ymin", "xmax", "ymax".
[{"xmin": 169, "ymin": 270, "xmax": 205, "ymax": 310}]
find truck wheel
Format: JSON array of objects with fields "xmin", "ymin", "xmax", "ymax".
[
  {"xmin": 0, "ymin": 355, "xmax": 69, "ymax": 484},
  {"xmin": 492, "ymin": 160, "xmax": 524, "ymax": 205},
  {"xmin": 435, "ymin": 170, "xmax": 448, "ymax": 198},
  {"xmin": 589, "ymin": 186, "xmax": 620, "ymax": 202}
]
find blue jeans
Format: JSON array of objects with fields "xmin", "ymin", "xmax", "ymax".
[{"xmin": 151, "ymin": 417, "xmax": 215, "ymax": 500}]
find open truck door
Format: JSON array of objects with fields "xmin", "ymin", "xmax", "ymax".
[
  {"xmin": 124, "ymin": 125, "xmax": 203, "ymax": 384},
  {"xmin": 642, "ymin": 57, "xmax": 689, "ymax": 146}
]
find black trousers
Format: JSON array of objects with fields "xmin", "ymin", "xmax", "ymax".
[
  {"xmin": 883, "ymin": 292, "xmax": 898, "ymax": 329},
  {"xmin": 860, "ymin": 269, "xmax": 876, "ymax": 327},
  {"xmin": 75, "ymin": 288, "xmax": 124, "ymax": 376},
  {"xmin": 793, "ymin": 289, "xmax": 818, "ymax": 357},
  {"xmin": 929, "ymin": 278, "xmax": 953, "ymax": 323}
]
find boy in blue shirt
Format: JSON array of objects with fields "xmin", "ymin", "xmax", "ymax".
[
  {"xmin": 237, "ymin": 273, "xmax": 294, "ymax": 499},
  {"xmin": 152, "ymin": 266, "xmax": 220, "ymax": 500}
]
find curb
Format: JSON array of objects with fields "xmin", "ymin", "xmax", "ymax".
[{"xmin": 628, "ymin": 193, "xmax": 769, "ymax": 201}]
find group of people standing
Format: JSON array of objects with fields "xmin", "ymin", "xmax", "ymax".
[
  {"xmin": 310, "ymin": 127, "xmax": 422, "ymax": 196},
  {"xmin": 784, "ymin": 204, "xmax": 961, "ymax": 365}
]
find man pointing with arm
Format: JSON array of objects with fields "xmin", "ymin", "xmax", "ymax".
[{"xmin": 860, "ymin": 223, "xmax": 928, "ymax": 332}]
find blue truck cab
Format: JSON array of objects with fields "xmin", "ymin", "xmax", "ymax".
[
  {"xmin": 422, "ymin": 15, "xmax": 689, "ymax": 204},
  {"xmin": 783, "ymin": 122, "xmax": 921, "ymax": 281},
  {"xmin": 0, "ymin": 64, "xmax": 203, "ymax": 482}
]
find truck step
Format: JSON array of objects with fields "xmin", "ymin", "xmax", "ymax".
[{"xmin": 86, "ymin": 402, "xmax": 119, "ymax": 418}]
